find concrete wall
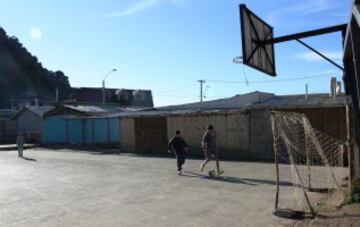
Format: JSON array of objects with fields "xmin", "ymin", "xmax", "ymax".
[
  {"xmin": 249, "ymin": 110, "xmax": 273, "ymax": 161},
  {"xmin": 167, "ymin": 112, "xmax": 251, "ymax": 160},
  {"xmin": 119, "ymin": 108, "xmax": 348, "ymax": 161},
  {"xmin": 121, "ymin": 118, "xmax": 135, "ymax": 152},
  {"xmin": 280, "ymin": 107, "xmax": 350, "ymax": 140},
  {"xmin": 134, "ymin": 117, "xmax": 168, "ymax": 154}
]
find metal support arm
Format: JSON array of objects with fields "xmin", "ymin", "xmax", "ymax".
[{"xmin": 296, "ymin": 39, "xmax": 344, "ymax": 71}]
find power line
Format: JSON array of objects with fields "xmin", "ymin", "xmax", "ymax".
[
  {"xmin": 207, "ymin": 73, "xmax": 335, "ymax": 84},
  {"xmin": 152, "ymin": 82, "xmax": 197, "ymax": 94}
]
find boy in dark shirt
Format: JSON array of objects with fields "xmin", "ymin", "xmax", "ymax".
[{"xmin": 168, "ymin": 130, "xmax": 188, "ymax": 175}]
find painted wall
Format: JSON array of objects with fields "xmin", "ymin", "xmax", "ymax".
[
  {"xmin": 84, "ymin": 119, "xmax": 93, "ymax": 145},
  {"xmin": 41, "ymin": 117, "xmax": 121, "ymax": 145},
  {"xmin": 109, "ymin": 118, "xmax": 121, "ymax": 143},
  {"xmin": 68, "ymin": 119, "xmax": 83, "ymax": 145},
  {"xmin": 94, "ymin": 119, "xmax": 108, "ymax": 144},
  {"xmin": 41, "ymin": 116, "xmax": 67, "ymax": 143}
]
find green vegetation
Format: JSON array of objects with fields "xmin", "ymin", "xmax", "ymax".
[
  {"xmin": 343, "ymin": 192, "xmax": 360, "ymax": 205},
  {"xmin": 0, "ymin": 27, "xmax": 71, "ymax": 107}
]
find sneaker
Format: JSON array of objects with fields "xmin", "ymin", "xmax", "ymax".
[
  {"xmin": 200, "ymin": 164, "xmax": 205, "ymax": 172},
  {"xmin": 178, "ymin": 170, "xmax": 182, "ymax": 175},
  {"xmin": 217, "ymin": 170, "xmax": 224, "ymax": 176}
]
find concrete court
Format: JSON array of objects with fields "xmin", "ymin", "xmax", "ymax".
[{"xmin": 0, "ymin": 148, "xmax": 294, "ymax": 227}]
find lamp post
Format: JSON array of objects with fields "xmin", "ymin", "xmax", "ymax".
[{"xmin": 102, "ymin": 68, "xmax": 117, "ymax": 106}]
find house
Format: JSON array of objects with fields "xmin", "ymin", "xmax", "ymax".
[
  {"xmin": 119, "ymin": 92, "xmax": 352, "ymax": 161},
  {"xmin": 38, "ymin": 91, "xmax": 352, "ymax": 162},
  {"xmin": 12, "ymin": 106, "xmax": 53, "ymax": 142},
  {"xmin": 71, "ymin": 87, "xmax": 154, "ymax": 107}
]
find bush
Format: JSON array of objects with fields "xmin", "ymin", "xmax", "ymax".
[{"xmin": 343, "ymin": 192, "xmax": 360, "ymax": 205}]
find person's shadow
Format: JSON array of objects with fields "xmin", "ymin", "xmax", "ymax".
[
  {"xmin": 181, "ymin": 171, "xmax": 258, "ymax": 186},
  {"xmin": 21, "ymin": 156, "xmax": 37, "ymax": 162},
  {"xmin": 181, "ymin": 171, "xmax": 294, "ymax": 187}
]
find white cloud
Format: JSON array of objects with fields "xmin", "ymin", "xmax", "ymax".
[
  {"xmin": 295, "ymin": 51, "xmax": 343, "ymax": 62},
  {"xmin": 106, "ymin": 0, "xmax": 189, "ymax": 17},
  {"xmin": 282, "ymin": 0, "xmax": 336, "ymax": 15},
  {"xmin": 266, "ymin": 0, "xmax": 345, "ymax": 27},
  {"xmin": 29, "ymin": 27, "xmax": 43, "ymax": 40}
]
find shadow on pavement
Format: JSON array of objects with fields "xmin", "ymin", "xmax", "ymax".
[
  {"xmin": 0, "ymin": 144, "xmax": 39, "ymax": 151},
  {"xmin": 182, "ymin": 171, "xmax": 293, "ymax": 187},
  {"xmin": 21, "ymin": 156, "xmax": 37, "ymax": 162},
  {"xmin": 181, "ymin": 171, "xmax": 257, "ymax": 186}
]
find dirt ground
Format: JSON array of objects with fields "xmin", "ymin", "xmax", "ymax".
[
  {"xmin": 275, "ymin": 204, "xmax": 360, "ymax": 227},
  {"xmin": 0, "ymin": 147, "xmax": 358, "ymax": 227}
]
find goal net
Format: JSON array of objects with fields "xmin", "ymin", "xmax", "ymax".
[{"xmin": 271, "ymin": 111, "xmax": 348, "ymax": 217}]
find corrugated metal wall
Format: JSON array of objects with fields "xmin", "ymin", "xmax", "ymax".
[
  {"xmin": 68, "ymin": 119, "xmax": 83, "ymax": 145},
  {"xmin": 0, "ymin": 120, "xmax": 16, "ymax": 143},
  {"xmin": 41, "ymin": 116, "xmax": 121, "ymax": 145},
  {"xmin": 41, "ymin": 117, "xmax": 67, "ymax": 143},
  {"xmin": 93, "ymin": 119, "xmax": 108, "ymax": 144}
]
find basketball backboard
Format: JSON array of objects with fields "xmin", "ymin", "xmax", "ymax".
[{"xmin": 240, "ymin": 4, "xmax": 276, "ymax": 76}]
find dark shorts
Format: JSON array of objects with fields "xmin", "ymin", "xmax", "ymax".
[{"xmin": 204, "ymin": 148, "xmax": 218, "ymax": 160}]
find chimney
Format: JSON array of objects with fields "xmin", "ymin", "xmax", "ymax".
[
  {"xmin": 336, "ymin": 81, "xmax": 342, "ymax": 95},
  {"xmin": 34, "ymin": 98, "xmax": 39, "ymax": 108},
  {"xmin": 329, "ymin": 77, "xmax": 337, "ymax": 98},
  {"xmin": 55, "ymin": 87, "xmax": 59, "ymax": 103},
  {"xmin": 305, "ymin": 84, "xmax": 308, "ymax": 102}
]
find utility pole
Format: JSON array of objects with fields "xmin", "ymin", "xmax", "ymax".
[
  {"xmin": 197, "ymin": 79, "xmax": 205, "ymax": 102},
  {"xmin": 102, "ymin": 68, "xmax": 117, "ymax": 106}
]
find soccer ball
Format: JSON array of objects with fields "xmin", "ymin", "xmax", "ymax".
[{"xmin": 208, "ymin": 170, "xmax": 216, "ymax": 178}]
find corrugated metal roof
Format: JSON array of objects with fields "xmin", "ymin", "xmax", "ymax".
[
  {"xmin": 0, "ymin": 109, "xmax": 17, "ymax": 120},
  {"xmin": 44, "ymin": 104, "xmax": 151, "ymax": 118},
  {"xmin": 61, "ymin": 109, "xmax": 248, "ymax": 119},
  {"xmin": 46, "ymin": 92, "xmax": 351, "ymax": 120},
  {"xmin": 63, "ymin": 105, "xmax": 145, "ymax": 114},
  {"xmin": 252, "ymin": 93, "xmax": 350, "ymax": 109},
  {"xmin": 12, "ymin": 106, "xmax": 53, "ymax": 119},
  {"xmin": 158, "ymin": 91, "xmax": 275, "ymax": 110},
  {"xmin": 158, "ymin": 92, "xmax": 350, "ymax": 111}
]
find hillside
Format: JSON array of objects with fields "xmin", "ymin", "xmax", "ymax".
[{"xmin": 0, "ymin": 27, "xmax": 71, "ymax": 108}]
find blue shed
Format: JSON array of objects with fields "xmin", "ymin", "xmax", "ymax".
[
  {"xmin": 41, "ymin": 116, "xmax": 121, "ymax": 145},
  {"xmin": 39, "ymin": 104, "xmax": 143, "ymax": 146}
]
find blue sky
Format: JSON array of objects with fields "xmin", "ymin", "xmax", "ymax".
[{"xmin": 0, "ymin": 0, "xmax": 350, "ymax": 106}]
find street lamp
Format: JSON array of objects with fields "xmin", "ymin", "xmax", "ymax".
[{"xmin": 102, "ymin": 68, "xmax": 117, "ymax": 106}]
